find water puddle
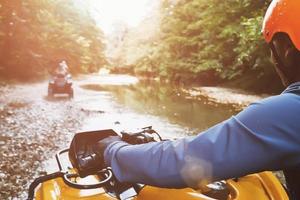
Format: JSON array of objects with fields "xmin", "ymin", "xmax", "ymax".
[{"xmin": 80, "ymin": 79, "xmax": 237, "ymax": 136}]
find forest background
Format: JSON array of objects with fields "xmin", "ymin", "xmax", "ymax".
[{"xmin": 0, "ymin": 0, "xmax": 283, "ymax": 93}]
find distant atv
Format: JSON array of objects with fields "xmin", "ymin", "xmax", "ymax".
[{"xmin": 48, "ymin": 73, "xmax": 74, "ymax": 98}]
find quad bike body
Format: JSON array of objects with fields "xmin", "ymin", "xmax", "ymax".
[
  {"xmin": 28, "ymin": 128, "xmax": 289, "ymax": 200},
  {"xmin": 48, "ymin": 73, "xmax": 73, "ymax": 98}
]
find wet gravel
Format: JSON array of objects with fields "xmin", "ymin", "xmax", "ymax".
[{"xmin": 0, "ymin": 83, "xmax": 85, "ymax": 199}]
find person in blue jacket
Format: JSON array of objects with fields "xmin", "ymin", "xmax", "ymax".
[{"xmin": 71, "ymin": 0, "xmax": 300, "ymax": 199}]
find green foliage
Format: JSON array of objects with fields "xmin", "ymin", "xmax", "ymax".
[
  {"xmin": 131, "ymin": 0, "xmax": 275, "ymax": 89},
  {"xmin": 0, "ymin": 0, "xmax": 106, "ymax": 80}
]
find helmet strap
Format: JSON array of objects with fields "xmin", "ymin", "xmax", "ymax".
[{"xmin": 269, "ymin": 42, "xmax": 291, "ymax": 86}]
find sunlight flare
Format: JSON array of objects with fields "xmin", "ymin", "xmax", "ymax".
[{"xmin": 85, "ymin": 0, "xmax": 154, "ymax": 33}]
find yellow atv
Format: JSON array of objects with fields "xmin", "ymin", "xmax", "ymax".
[{"xmin": 28, "ymin": 128, "xmax": 289, "ymax": 200}]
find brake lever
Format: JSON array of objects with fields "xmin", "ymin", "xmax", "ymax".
[
  {"xmin": 121, "ymin": 132, "xmax": 156, "ymax": 144},
  {"xmin": 121, "ymin": 126, "xmax": 164, "ymax": 143}
]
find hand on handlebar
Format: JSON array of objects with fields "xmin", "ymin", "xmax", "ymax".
[
  {"xmin": 92, "ymin": 135, "xmax": 123, "ymax": 165},
  {"xmin": 69, "ymin": 127, "xmax": 160, "ymax": 178},
  {"xmin": 69, "ymin": 135, "xmax": 122, "ymax": 178}
]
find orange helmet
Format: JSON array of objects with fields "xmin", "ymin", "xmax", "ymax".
[{"xmin": 262, "ymin": 0, "xmax": 300, "ymax": 50}]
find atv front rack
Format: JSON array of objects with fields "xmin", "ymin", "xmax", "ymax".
[{"xmin": 28, "ymin": 148, "xmax": 113, "ymax": 200}]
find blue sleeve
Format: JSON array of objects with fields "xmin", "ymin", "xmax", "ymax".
[{"xmin": 104, "ymin": 94, "xmax": 300, "ymax": 188}]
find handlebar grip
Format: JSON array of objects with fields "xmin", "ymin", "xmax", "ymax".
[
  {"xmin": 77, "ymin": 153, "xmax": 103, "ymax": 178},
  {"xmin": 78, "ymin": 154, "xmax": 97, "ymax": 168}
]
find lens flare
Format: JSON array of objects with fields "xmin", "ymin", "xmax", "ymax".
[{"xmin": 84, "ymin": 0, "xmax": 155, "ymax": 34}]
